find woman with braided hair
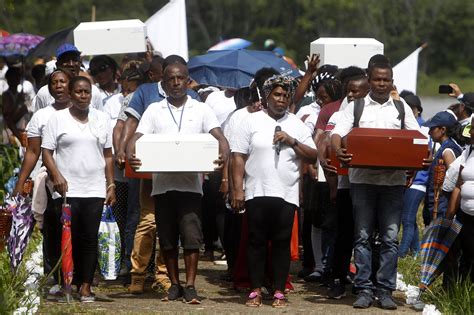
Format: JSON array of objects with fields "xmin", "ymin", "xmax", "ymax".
[{"xmin": 231, "ymin": 74, "xmax": 317, "ymax": 308}]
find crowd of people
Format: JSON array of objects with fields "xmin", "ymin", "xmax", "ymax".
[{"xmin": 1, "ymin": 43, "xmax": 473, "ymax": 310}]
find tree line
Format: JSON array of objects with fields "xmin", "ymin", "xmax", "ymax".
[{"xmin": 1, "ymin": 0, "xmax": 473, "ymax": 76}]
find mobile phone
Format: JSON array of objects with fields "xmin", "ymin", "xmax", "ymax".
[{"xmin": 438, "ymin": 85, "xmax": 453, "ymax": 94}]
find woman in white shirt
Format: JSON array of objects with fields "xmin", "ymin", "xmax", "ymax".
[
  {"xmin": 447, "ymin": 115, "xmax": 474, "ymax": 283},
  {"xmin": 14, "ymin": 69, "xmax": 73, "ymax": 194},
  {"xmin": 231, "ymin": 75, "xmax": 317, "ymax": 308},
  {"xmin": 12, "ymin": 68, "xmax": 73, "ymax": 287},
  {"xmin": 42, "ymin": 76, "xmax": 115, "ymax": 302}
]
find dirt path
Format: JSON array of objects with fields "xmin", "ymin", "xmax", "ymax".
[{"xmin": 40, "ymin": 260, "xmax": 418, "ymax": 314}]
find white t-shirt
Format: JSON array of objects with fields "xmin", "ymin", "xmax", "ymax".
[
  {"xmin": 296, "ymin": 102, "xmax": 321, "ymax": 133},
  {"xmin": 327, "ymin": 110, "xmax": 350, "ymax": 189},
  {"xmin": 41, "ymin": 108, "xmax": 112, "ymax": 199},
  {"xmin": 97, "ymin": 84, "xmax": 121, "ymax": 104},
  {"xmin": 103, "ymin": 93, "xmax": 123, "ymax": 129},
  {"xmin": 444, "ymin": 155, "xmax": 462, "ymax": 192},
  {"xmin": 224, "ymin": 107, "xmax": 252, "ymax": 150},
  {"xmin": 26, "ymin": 105, "xmax": 56, "ymax": 138},
  {"xmin": 136, "ymin": 96, "xmax": 220, "ymax": 196},
  {"xmin": 1, "ymin": 80, "xmax": 36, "ymax": 111},
  {"xmin": 33, "ymin": 84, "xmax": 104, "ymax": 112},
  {"xmin": 205, "ymin": 90, "xmax": 236, "ymax": 126},
  {"xmin": 103, "ymin": 93, "xmax": 127, "ymax": 182},
  {"xmin": 460, "ymin": 147, "xmax": 474, "ymax": 215},
  {"xmin": 332, "ymin": 95, "xmax": 420, "ymax": 186},
  {"xmin": 25, "ymin": 105, "xmax": 57, "ymax": 179},
  {"xmin": 232, "ymin": 110, "xmax": 316, "ymax": 207}
]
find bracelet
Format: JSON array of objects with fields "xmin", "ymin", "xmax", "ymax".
[
  {"xmin": 107, "ymin": 183, "xmax": 116, "ymax": 190},
  {"xmin": 221, "ymin": 179, "xmax": 229, "ymax": 182}
]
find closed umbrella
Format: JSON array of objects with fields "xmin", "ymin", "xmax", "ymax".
[
  {"xmin": 188, "ymin": 49, "xmax": 301, "ymax": 89},
  {"xmin": 6, "ymin": 194, "xmax": 34, "ymax": 271},
  {"xmin": 413, "ymin": 159, "xmax": 462, "ymax": 310},
  {"xmin": 61, "ymin": 195, "xmax": 74, "ymax": 303}
]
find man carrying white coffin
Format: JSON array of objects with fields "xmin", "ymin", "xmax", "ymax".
[{"xmin": 127, "ymin": 62, "xmax": 229, "ymax": 304}]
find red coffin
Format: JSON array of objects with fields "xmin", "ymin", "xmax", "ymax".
[
  {"xmin": 344, "ymin": 128, "xmax": 429, "ymax": 170},
  {"xmin": 328, "ymin": 147, "xmax": 349, "ymax": 176}
]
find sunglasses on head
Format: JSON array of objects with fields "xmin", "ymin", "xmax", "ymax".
[{"xmin": 90, "ymin": 64, "xmax": 109, "ymax": 76}]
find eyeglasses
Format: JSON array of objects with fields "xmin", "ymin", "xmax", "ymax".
[{"xmin": 90, "ymin": 64, "xmax": 109, "ymax": 76}]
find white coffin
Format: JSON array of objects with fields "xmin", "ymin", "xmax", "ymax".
[
  {"xmin": 310, "ymin": 37, "xmax": 384, "ymax": 68},
  {"xmin": 74, "ymin": 19, "xmax": 147, "ymax": 55},
  {"xmin": 135, "ymin": 134, "xmax": 219, "ymax": 172}
]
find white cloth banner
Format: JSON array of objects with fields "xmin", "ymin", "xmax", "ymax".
[
  {"xmin": 146, "ymin": 0, "xmax": 188, "ymax": 60},
  {"xmin": 393, "ymin": 46, "xmax": 424, "ymax": 94}
]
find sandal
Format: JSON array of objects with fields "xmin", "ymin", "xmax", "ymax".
[
  {"xmin": 272, "ymin": 292, "xmax": 287, "ymax": 308},
  {"xmin": 245, "ymin": 291, "xmax": 262, "ymax": 307}
]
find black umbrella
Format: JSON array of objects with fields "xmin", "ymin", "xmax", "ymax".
[{"xmin": 27, "ymin": 27, "xmax": 74, "ymax": 59}]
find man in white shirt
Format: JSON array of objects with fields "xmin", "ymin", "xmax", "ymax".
[
  {"xmin": 331, "ymin": 61, "xmax": 419, "ymax": 310},
  {"xmin": 32, "ymin": 44, "xmax": 103, "ymax": 112},
  {"xmin": 127, "ymin": 63, "xmax": 229, "ymax": 304}
]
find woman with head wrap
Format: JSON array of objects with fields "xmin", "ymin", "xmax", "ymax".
[{"xmin": 231, "ymin": 75, "xmax": 317, "ymax": 308}]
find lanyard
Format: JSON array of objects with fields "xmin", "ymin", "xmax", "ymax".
[{"xmin": 167, "ymin": 100, "xmax": 185, "ymax": 132}]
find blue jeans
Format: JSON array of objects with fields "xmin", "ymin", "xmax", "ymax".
[
  {"xmin": 124, "ymin": 178, "xmax": 141, "ymax": 269},
  {"xmin": 399, "ymin": 188, "xmax": 425, "ymax": 257},
  {"xmin": 351, "ymin": 183, "xmax": 404, "ymax": 291}
]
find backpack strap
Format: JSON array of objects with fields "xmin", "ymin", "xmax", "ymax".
[
  {"xmin": 393, "ymin": 99, "xmax": 406, "ymax": 129},
  {"xmin": 353, "ymin": 98, "xmax": 364, "ymax": 128}
]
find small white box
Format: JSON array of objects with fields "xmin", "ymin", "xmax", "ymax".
[
  {"xmin": 310, "ymin": 37, "xmax": 384, "ymax": 68},
  {"xmin": 135, "ymin": 134, "xmax": 218, "ymax": 172},
  {"xmin": 74, "ymin": 19, "xmax": 147, "ymax": 55}
]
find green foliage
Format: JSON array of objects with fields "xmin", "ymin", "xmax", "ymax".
[
  {"xmin": 427, "ymin": 277, "xmax": 474, "ymax": 315},
  {"xmin": 1, "ymin": 1, "xmax": 474, "ymax": 81},
  {"xmin": 0, "ymin": 230, "xmax": 41, "ymax": 314},
  {"xmin": 0, "ymin": 144, "xmax": 21, "ymax": 202}
]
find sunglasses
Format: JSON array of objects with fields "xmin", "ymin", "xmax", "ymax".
[{"xmin": 90, "ymin": 64, "xmax": 110, "ymax": 76}]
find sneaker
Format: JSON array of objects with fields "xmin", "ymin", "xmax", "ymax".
[
  {"xmin": 327, "ymin": 282, "xmax": 346, "ymax": 300},
  {"xmin": 353, "ymin": 289, "xmax": 374, "ymax": 309},
  {"xmin": 213, "ymin": 253, "xmax": 227, "ymax": 266},
  {"xmin": 162, "ymin": 284, "xmax": 183, "ymax": 301},
  {"xmin": 183, "ymin": 286, "xmax": 201, "ymax": 304},
  {"xmin": 80, "ymin": 295, "xmax": 95, "ymax": 303},
  {"xmin": 304, "ymin": 270, "xmax": 323, "ymax": 283},
  {"xmin": 376, "ymin": 289, "xmax": 397, "ymax": 310},
  {"xmin": 128, "ymin": 275, "xmax": 145, "ymax": 294}
]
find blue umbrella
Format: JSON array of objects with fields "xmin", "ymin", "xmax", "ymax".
[{"xmin": 188, "ymin": 49, "xmax": 301, "ymax": 89}]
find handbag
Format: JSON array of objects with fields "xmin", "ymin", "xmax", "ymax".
[{"xmin": 97, "ymin": 205, "xmax": 121, "ymax": 280}]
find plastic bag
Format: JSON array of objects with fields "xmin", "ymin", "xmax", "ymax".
[{"xmin": 97, "ymin": 205, "xmax": 121, "ymax": 280}]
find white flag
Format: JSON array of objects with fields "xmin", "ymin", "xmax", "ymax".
[
  {"xmin": 146, "ymin": 0, "xmax": 188, "ymax": 60},
  {"xmin": 393, "ymin": 45, "xmax": 425, "ymax": 94}
]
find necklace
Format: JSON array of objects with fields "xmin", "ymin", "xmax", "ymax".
[{"xmin": 167, "ymin": 99, "xmax": 186, "ymax": 132}]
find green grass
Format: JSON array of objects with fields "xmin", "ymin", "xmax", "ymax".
[
  {"xmin": 0, "ymin": 229, "xmax": 42, "ymax": 314},
  {"xmin": 398, "ymin": 203, "xmax": 474, "ymax": 314}
]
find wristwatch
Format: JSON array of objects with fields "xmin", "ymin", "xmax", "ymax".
[{"xmin": 291, "ymin": 138, "xmax": 298, "ymax": 147}]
